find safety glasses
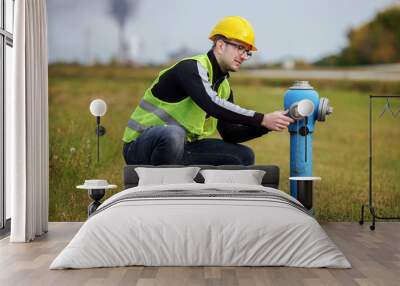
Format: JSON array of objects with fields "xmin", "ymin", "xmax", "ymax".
[{"xmin": 222, "ymin": 39, "xmax": 252, "ymax": 58}]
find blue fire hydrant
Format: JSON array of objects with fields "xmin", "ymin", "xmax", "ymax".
[{"xmin": 283, "ymin": 81, "xmax": 333, "ymax": 208}]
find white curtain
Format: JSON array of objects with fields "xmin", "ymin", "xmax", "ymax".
[{"xmin": 8, "ymin": 0, "xmax": 49, "ymax": 242}]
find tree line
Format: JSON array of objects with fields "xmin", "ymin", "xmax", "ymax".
[{"xmin": 315, "ymin": 5, "xmax": 400, "ymax": 66}]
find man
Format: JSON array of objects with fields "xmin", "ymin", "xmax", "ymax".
[{"xmin": 122, "ymin": 16, "xmax": 294, "ymax": 165}]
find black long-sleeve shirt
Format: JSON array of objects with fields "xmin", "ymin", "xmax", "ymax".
[{"xmin": 151, "ymin": 50, "xmax": 269, "ymax": 143}]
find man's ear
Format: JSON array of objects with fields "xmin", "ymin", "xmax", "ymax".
[{"xmin": 215, "ymin": 39, "xmax": 225, "ymax": 54}]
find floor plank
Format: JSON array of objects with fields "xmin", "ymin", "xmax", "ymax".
[{"xmin": 0, "ymin": 222, "xmax": 399, "ymax": 286}]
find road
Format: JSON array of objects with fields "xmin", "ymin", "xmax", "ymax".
[{"xmin": 242, "ymin": 64, "xmax": 400, "ymax": 81}]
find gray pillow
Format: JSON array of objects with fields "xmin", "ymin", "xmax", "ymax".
[
  {"xmin": 200, "ymin": 169, "xmax": 266, "ymax": 185},
  {"xmin": 135, "ymin": 167, "xmax": 200, "ymax": 186}
]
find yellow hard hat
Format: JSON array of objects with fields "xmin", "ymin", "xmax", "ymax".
[{"xmin": 209, "ymin": 16, "xmax": 257, "ymax": 51}]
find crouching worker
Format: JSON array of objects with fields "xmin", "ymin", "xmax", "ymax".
[{"xmin": 122, "ymin": 16, "xmax": 294, "ymax": 165}]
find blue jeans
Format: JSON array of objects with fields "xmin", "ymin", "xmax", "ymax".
[{"xmin": 123, "ymin": 125, "xmax": 255, "ymax": 165}]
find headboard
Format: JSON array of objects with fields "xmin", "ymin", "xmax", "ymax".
[{"xmin": 124, "ymin": 165, "xmax": 280, "ymax": 189}]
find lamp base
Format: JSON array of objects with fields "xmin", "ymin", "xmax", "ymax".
[{"xmin": 96, "ymin": 125, "xmax": 106, "ymax": 136}]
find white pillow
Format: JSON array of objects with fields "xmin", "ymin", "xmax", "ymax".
[
  {"xmin": 200, "ymin": 169, "xmax": 266, "ymax": 185},
  {"xmin": 135, "ymin": 167, "xmax": 200, "ymax": 186}
]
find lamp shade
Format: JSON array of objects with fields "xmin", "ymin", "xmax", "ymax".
[{"xmin": 89, "ymin": 99, "xmax": 107, "ymax": 117}]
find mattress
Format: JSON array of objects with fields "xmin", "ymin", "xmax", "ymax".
[{"xmin": 50, "ymin": 183, "xmax": 351, "ymax": 269}]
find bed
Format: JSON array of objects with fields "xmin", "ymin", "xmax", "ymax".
[{"xmin": 50, "ymin": 165, "xmax": 351, "ymax": 269}]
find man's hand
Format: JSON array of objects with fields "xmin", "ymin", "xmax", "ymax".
[{"xmin": 261, "ymin": 111, "xmax": 295, "ymax": 131}]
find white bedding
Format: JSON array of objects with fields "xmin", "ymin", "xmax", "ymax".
[{"xmin": 50, "ymin": 183, "xmax": 351, "ymax": 269}]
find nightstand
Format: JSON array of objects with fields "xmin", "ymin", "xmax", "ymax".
[
  {"xmin": 289, "ymin": 176, "xmax": 321, "ymax": 211},
  {"xmin": 77, "ymin": 179, "xmax": 117, "ymax": 217}
]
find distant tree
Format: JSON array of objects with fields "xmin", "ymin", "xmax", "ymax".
[
  {"xmin": 108, "ymin": 0, "xmax": 140, "ymax": 63},
  {"xmin": 315, "ymin": 5, "xmax": 400, "ymax": 66}
]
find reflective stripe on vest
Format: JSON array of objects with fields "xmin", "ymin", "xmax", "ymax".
[
  {"xmin": 127, "ymin": 118, "xmax": 146, "ymax": 132},
  {"xmin": 139, "ymin": 100, "xmax": 185, "ymax": 129},
  {"xmin": 126, "ymin": 99, "xmax": 188, "ymax": 132}
]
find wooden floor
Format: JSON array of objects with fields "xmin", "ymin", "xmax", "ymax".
[{"xmin": 0, "ymin": 222, "xmax": 399, "ymax": 286}]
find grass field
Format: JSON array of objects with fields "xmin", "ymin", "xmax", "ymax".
[{"xmin": 48, "ymin": 64, "xmax": 400, "ymax": 222}]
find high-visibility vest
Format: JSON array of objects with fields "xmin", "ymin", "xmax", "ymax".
[{"xmin": 122, "ymin": 54, "xmax": 231, "ymax": 143}]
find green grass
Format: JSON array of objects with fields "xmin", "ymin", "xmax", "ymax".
[{"xmin": 49, "ymin": 64, "xmax": 400, "ymax": 221}]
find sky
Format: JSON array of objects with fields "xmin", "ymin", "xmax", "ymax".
[{"xmin": 47, "ymin": 0, "xmax": 399, "ymax": 65}]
